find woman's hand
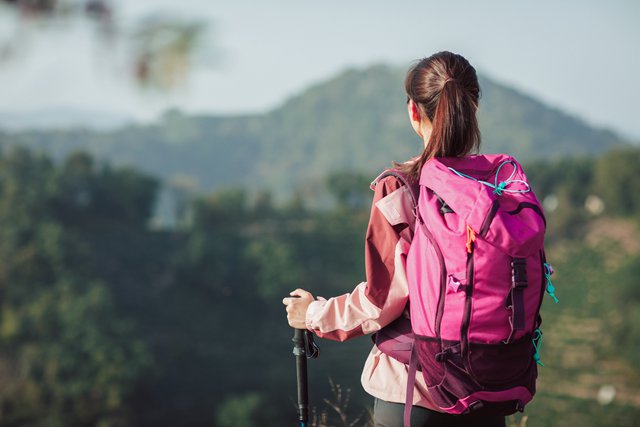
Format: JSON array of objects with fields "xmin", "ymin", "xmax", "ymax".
[{"xmin": 282, "ymin": 288, "xmax": 315, "ymax": 329}]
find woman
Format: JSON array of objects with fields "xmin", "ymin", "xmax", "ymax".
[{"xmin": 282, "ymin": 51, "xmax": 506, "ymax": 427}]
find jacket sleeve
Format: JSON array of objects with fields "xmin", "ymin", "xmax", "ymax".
[{"xmin": 305, "ymin": 176, "xmax": 412, "ymax": 342}]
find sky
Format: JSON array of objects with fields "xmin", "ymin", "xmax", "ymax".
[{"xmin": 0, "ymin": 0, "xmax": 638, "ymax": 139}]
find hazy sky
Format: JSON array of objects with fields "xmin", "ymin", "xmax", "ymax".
[{"xmin": 0, "ymin": 0, "xmax": 638, "ymax": 139}]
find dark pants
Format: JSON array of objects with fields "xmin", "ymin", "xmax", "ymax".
[{"xmin": 373, "ymin": 398, "xmax": 506, "ymax": 427}]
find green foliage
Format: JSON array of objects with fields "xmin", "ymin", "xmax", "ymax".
[
  {"xmin": 526, "ymin": 156, "xmax": 597, "ymax": 238},
  {"xmin": 0, "ymin": 147, "xmax": 156, "ymax": 426},
  {"xmin": 326, "ymin": 172, "xmax": 372, "ymax": 210},
  {"xmin": 608, "ymin": 255, "xmax": 640, "ymax": 364},
  {"xmin": 594, "ymin": 148, "xmax": 640, "ymax": 219},
  {"xmin": 11, "ymin": 280, "xmax": 153, "ymax": 424},
  {"xmin": 245, "ymin": 236, "xmax": 304, "ymax": 301},
  {"xmin": 215, "ymin": 392, "xmax": 264, "ymax": 427},
  {"xmin": 526, "ymin": 149, "xmax": 640, "ymax": 240},
  {"xmin": 176, "ymin": 188, "xmax": 252, "ymax": 297},
  {"xmin": 191, "ymin": 188, "xmax": 248, "ymax": 227},
  {"xmin": 53, "ymin": 151, "xmax": 159, "ymax": 227}
]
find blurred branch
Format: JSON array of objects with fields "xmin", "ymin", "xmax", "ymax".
[
  {"xmin": 0, "ymin": 0, "xmax": 215, "ymax": 91},
  {"xmin": 1, "ymin": 0, "xmax": 64, "ymax": 19},
  {"xmin": 0, "ymin": 0, "xmax": 112, "ymax": 24},
  {"xmin": 131, "ymin": 16, "xmax": 208, "ymax": 91}
]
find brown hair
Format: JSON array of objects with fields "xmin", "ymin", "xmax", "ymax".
[{"xmin": 397, "ymin": 51, "xmax": 481, "ymax": 179}]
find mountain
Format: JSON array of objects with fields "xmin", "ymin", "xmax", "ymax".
[
  {"xmin": 0, "ymin": 107, "xmax": 134, "ymax": 131},
  {"xmin": 0, "ymin": 64, "xmax": 628, "ymax": 200}
]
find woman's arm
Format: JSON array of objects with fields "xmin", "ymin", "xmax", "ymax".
[{"xmin": 293, "ymin": 176, "xmax": 413, "ymax": 341}]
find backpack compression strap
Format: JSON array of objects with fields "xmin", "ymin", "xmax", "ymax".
[{"xmin": 505, "ymin": 257, "xmax": 528, "ymax": 343}]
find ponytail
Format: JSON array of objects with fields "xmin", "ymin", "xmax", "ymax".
[{"xmin": 397, "ymin": 52, "xmax": 481, "ymax": 180}]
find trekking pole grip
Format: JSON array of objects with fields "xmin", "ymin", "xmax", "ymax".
[{"xmin": 292, "ymin": 328, "xmax": 309, "ymax": 426}]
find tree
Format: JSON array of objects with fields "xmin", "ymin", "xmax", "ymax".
[
  {"xmin": 0, "ymin": 147, "xmax": 154, "ymax": 426},
  {"xmin": 326, "ymin": 172, "xmax": 372, "ymax": 210},
  {"xmin": 594, "ymin": 147, "xmax": 640, "ymax": 219}
]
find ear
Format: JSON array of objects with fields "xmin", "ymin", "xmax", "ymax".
[
  {"xmin": 407, "ymin": 99, "xmax": 424, "ymax": 138},
  {"xmin": 408, "ymin": 99, "xmax": 421, "ymax": 123}
]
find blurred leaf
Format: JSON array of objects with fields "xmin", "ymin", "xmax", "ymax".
[{"xmin": 131, "ymin": 15, "xmax": 208, "ymax": 91}]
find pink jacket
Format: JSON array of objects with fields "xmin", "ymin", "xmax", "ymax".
[{"xmin": 305, "ymin": 174, "xmax": 438, "ymax": 410}]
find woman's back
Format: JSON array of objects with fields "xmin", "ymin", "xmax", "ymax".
[{"xmin": 285, "ymin": 51, "xmax": 516, "ymax": 427}]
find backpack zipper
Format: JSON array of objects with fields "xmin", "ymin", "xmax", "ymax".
[
  {"xmin": 460, "ymin": 238, "xmax": 475, "ymax": 365},
  {"xmin": 461, "ymin": 200, "xmax": 496, "ymax": 359},
  {"xmin": 418, "ymin": 217, "xmax": 447, "ymax": 337},
  {"xmin": 507, "ymin": 202, "xmax": 547, "ymax": 228}
]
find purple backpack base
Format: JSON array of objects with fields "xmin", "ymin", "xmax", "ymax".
[{"xmin": 372, "ymin": 154, "xmax": 557, "ymax": 427}]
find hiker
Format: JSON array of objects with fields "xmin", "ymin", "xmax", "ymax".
[{"xmin": 283, "ymin": 51, "xmax": 527, "ymax": 427}]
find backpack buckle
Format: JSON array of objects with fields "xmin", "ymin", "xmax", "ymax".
[
  {"xmin": 468, "ymin": 400, "xmax": 484, "ymax": 412},
  {"xmin": 434, "ymin": 344, "xmax": 460, "ymax": 362}
]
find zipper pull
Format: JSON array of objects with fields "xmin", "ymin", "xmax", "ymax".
[
  {"xmin": 466, "ymin": 224, "xmax": 476, "ymax": 253},
  {"xmin": 544, "ymin": 263, "xmax": 558, "ymax": 303},
  {"xmin": 532, "ymin": 328, "xmax": 545, "ymax": 367}
]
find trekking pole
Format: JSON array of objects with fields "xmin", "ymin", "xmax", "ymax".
[
  {"xmin": 292, "ymin": 329, "xmax": 309, "ymax": 426},
  {"xmin": 292, "ymin": 327, "xmax": 319, "ymax": 427}
]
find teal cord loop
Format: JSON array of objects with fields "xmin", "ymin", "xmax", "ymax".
[
  {"xmin": 532, "ymin": 329, "xmax": 544, "ymax": 367},
  {"xmin": 544, "ymin": 262, "xmax": 559, "ymax": 303},
  {"xmin": 493, "ymin": 181, "xmax": 507, "ymax": 196},
  {"xmin": 448, "ymin": 160, "xmax": 531, "ymax": 197}
]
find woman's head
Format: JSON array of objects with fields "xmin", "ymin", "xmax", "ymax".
[{"xmin": 401, "ymin": 51, "xmax": 481, "ymax": 178}]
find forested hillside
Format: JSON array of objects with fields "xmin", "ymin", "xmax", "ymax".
[
  {"xmin": 0, "ymin": 65, "xmax": 627, "ymax": 202},
  {"xmin": 0, "ymin": 145, "xmax": 638, "ymax": 426}
]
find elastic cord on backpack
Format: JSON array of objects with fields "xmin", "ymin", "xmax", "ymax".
[
  {"xmin": 544, "ymin": 263, "xmax": 559, "ymax": 303},
  {"xmin": 448, "ymin": 160, "xmax": 531, "ymax": 196},
  {"xmin": 532, "ymin": 329, "xmax": 544, "ymax": 367}
]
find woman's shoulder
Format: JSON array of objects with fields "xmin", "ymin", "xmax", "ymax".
[
  {"xmin": 370, "ymin": 169, "xmax": 417, "ymax": 229},
  {"xmin": 370, "ymin": 168, "xmax": 412, "ymax": 195}
]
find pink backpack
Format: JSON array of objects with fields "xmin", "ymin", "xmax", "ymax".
[{"xmin": 374, "ymin": 154, "xmax": 557, "ymax": 425}]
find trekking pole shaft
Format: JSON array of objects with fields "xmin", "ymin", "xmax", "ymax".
[{"xmin": 292, "ymin": 328, "xmax": 309, "ymax": 425}]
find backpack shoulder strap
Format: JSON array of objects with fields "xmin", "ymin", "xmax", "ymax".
[
  {"xmin": 403, "ymin": 346, "xmax": 420, "ymax": 427},
  {"xmin": 371, "ymin": 168, "xmax": 419, "ymax": 209},
  {"xmin": 374, "ymin": 168, "xmax": 456, "ymax": 218}
]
